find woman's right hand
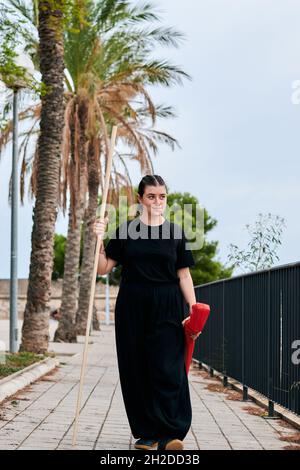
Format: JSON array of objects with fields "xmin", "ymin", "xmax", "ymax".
[{"xmin": 92, "ymin": 216, "xmax": 109, "ymax": 238}]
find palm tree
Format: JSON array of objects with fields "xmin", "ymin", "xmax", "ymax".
[
  {"xmin": 57, "ymin": 0, "xmax": 185, "ymax": 338},
  {"xmin": 60, "ymin": 1, "xmax": 186, "ymax": 336},
  {"xmin": 52, "ymin": 97, "xmax": 88, "ymax": 342},
  {"xmin": 1, "ymin": 0, "xmax": 189, "ymax": 346},
  {"xmin": 19, "ymin": 0, "xmax": 65, "ymax": 353}
]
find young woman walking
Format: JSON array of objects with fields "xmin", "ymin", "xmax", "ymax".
[{"xmin": 93, "ymin": 175, "xmax": 200, "ymax": 451}]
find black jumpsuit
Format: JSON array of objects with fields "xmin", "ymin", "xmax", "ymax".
[{"xmin": 105, "ymin": 217, "xmax": 195, "ymax": 442}]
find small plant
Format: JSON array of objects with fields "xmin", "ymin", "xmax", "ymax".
[
  {"xmin": 227, "ymin": 213, "xmax": 286, "ymax": 273},
  {"xmin": 0, "ymin": 351, "xmax": 44, "ymax": 378}
]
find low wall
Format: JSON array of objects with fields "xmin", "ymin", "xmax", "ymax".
[{"xmin": 0, "ymin": 279, "xmax": 119, "ymax": 323}]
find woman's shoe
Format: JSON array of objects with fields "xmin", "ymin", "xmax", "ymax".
[
  {"xmin": 157, "ymin": 438, "xmax": 184, "ymax": 451},
  {"xmin": 134, "ymin": 438, "xmax": 158, "ymax": 450}
]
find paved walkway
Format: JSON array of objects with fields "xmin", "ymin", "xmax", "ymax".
[{"xmin": 0, "ymin": 324, "xmax": 299, "ymax": 450}]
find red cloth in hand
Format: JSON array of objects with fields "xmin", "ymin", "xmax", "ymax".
[{"xmin": 184, "ymin": 303, "xmax": 210, "ymax": 375}]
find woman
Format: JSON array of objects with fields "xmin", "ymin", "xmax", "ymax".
[{"xmin": 93, "ymin": 175, "xmax": 200, "ymax": 451}]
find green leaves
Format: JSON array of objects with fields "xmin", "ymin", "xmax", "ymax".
[{"xmin": 227, "ymin": 213, "xmax": 286, "ymax": 273}]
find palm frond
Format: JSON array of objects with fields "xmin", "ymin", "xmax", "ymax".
[{"xmin": 4, "ymin": 0, "xmax": 35, "ymax": 24}]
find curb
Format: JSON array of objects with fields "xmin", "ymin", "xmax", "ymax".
[{"xmin": 0, "ymin": 356, "xmax": 60, "ymax": 403}]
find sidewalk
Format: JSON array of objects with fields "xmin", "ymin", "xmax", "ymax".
[{"xmin": 0, "ymin": 323, "xmax": 299, "ymax": 450}]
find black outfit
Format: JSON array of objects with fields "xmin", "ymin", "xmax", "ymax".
[{"xmin": 105, "ymin": 217, "xmax": 195, "ymax": 441}]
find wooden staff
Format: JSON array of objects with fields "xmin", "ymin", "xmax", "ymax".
[{"xmin": 72, "ymin": 125, "xmax": 118, "ymax": 447}]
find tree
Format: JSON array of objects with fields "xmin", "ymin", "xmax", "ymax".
[
  {"xmin": 164, "ymin": 191, "xmax": 233, "ymax": 285},
  {"xmin": 19, "ymin": 0, "xmax": 65, "ymax": 353},
  {"xmin": 64, "ymin": 0, "xmax": 188, "ymax": 337},
  {"xmin": 227, "ymin": 212, "xmax": 286, "ymax": 273},
  {"xmin": 1, "ymin": 0, "xmax": 189, "ymax": 343},
  {"xmin": 52, "ymin": 234, "xmax": 66, "ymax": 280}
]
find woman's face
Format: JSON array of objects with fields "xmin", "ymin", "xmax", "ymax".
[{"xmin": 138, "ymin": 185, "xmax": 167, "ymax": 217}]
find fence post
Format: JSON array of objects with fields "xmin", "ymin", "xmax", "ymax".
[
  {"xmin": 242, "ymin": 276, "xmax": 248, "ymax": 400},
  {"xmin": 268, "ymin": 400, "xmax": 275, "ymax": 417},
  {"xmin": 222, "ymin": 280, "xmax": 226, "ymax": 385},
  {"xmin": 264, "ymin": 270, "xmax": 279, "ymax": 420}
]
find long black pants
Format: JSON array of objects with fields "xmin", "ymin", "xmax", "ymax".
[{"xmin": 114, "ymin": 279, "xmax": 192, "ymax": 441}]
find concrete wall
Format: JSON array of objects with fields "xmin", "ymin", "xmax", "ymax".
[{"xmin": 0, "ymin": 279, "xmax": 119, "ymax": 323}]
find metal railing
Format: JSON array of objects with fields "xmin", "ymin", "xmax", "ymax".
[{"xmin": 192, "ymin": 261, "xmax": 300, "ymax": 417}]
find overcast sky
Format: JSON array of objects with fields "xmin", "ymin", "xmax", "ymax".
[{"xmin": 1, "ymin": 0, "xmax": 300, "ymax": 278}]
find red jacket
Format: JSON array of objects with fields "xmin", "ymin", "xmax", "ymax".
[{"xmin": 184, "ymin": 303, "xmax": 210, "ymax": 374}]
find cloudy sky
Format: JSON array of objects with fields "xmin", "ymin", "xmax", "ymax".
[{"xmin": 1, "ymin": 0, "xmax": 300, "ymax": 279}]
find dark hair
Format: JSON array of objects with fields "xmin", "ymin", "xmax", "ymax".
[
  {"xmin": 135, "ymin": 174, "xmax": 168, "ymax": 217},
  {"xmin": 137, "ymin": 174, "xmax": 168, "ymax": 197}
]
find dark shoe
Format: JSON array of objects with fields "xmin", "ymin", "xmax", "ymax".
[
  {"xmin": 134, "ymin": 438, "xmax": 158, "ymax": 450},
  {"xmin": 157, "ymin": 438, "xmax": 184, "ymax": 451}
]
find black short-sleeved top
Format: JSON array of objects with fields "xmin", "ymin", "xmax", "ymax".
[{"xmin": 104, "ymin": 218, "xmax": 195, "ymax": 284}]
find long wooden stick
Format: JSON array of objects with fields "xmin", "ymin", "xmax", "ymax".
[{"xmin": 72, "ymin": 125, "xmax": 118, "ymax": 447}]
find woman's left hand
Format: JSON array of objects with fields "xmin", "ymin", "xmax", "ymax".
[{"xmin": 182, "ymin": 316, "xmax": 201, "ymax": 341}]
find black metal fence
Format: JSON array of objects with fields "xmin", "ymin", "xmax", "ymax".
[{"xmin": 193, "ymin": 262, "xmax": 300, "ymax": 417}]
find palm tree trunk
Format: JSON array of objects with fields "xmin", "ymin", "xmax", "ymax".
[
  {"xmin": 93, "ymin": 304, "xmax": 100, "ymax": 331},
  {"xmin": 54, "ymin": 100, "xmax": 88, "ymax": 342},
  {"xmin": 76, "ymin": 140, "xmax": 100, "ymax": 335},
  {"xmin": 53, "ymin": 189, "xmax": 86, "ymax": 342},
  {"xmin": 20, "ymin": 0, "xmax": 65, "ymax": 353}
]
